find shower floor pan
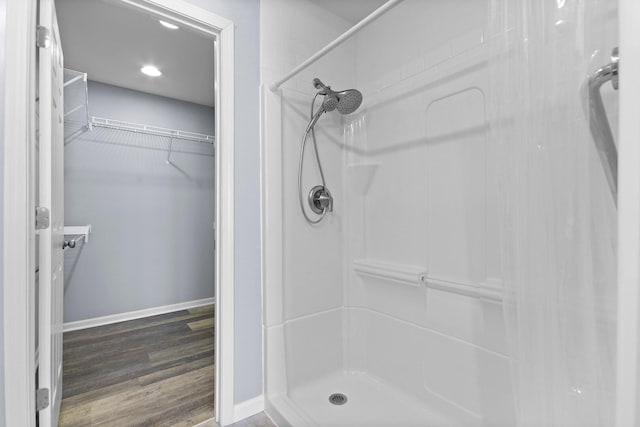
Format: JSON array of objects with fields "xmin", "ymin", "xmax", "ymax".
[{"xmin": 266, "ymin": 371, "xmax": 476, "ymax": 427}]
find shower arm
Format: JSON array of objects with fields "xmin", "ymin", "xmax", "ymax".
[{"xmin": 587, "ymin": 47, "xmax": 619, "ymax": 205}]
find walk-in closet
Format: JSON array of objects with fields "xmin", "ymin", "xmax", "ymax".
[{"xmin": 55, "ymin": 0, "xmax": 216, "ymax": 424}]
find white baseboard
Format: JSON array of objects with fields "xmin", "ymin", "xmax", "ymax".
[
  {"xmin": 192, "ymin": 418, "xmax": 217, "ymax": 427},
  {"xmin": 63, "ymin": 297, "xmax": 216, "ymax": 332},
  {"xmin": 233, "ymin": 395, "xmax": 265, "ymax": 423}
]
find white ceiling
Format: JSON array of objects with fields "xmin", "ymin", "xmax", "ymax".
[
  {"xmin": 307, "ymin": 0, "xmax": 388, "ymax": 23},
  {"xmin": 56, "ymin": 0, "xmax": 215, "ymax": 107}
]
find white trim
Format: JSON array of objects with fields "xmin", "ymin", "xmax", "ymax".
[
  {"xmin": 192, "ymin": 419, "xmax": 219, "ymax": 427},
  {"xmin": 3, "ymin": 0, "xmax": 37, "ymax": 426},
  {"xmin": 62, "ymin": 298, "xmax": 216, "ymax": 332},
  {"xmin": 3, "ymin": 1, "xmax": 236, "ymax": 426},
  {"xmin": 216, "ymin": 18, "xmax": 236, "ymax": 427},
  {"xmin": 119, "ymin": 0, "xmax": 232, "ymax": 36},
  {"xmin": 616, "ymin": 0, "xmax": 640, "ymax": 425},
  {"xmin": 233, "ymin": 395, "xmax": 265, "ymax": 422}
]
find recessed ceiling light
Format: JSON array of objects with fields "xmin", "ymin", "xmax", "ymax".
[
  {"xmin": 159, "ymin": 20, "xmax": 179, "ymax": 30},
  {"xmin": 141, "ymin": 65, "xmax": 162, "ymax": 77}
]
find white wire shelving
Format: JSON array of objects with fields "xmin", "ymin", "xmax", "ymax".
[
  {"xmin": 90, "ymin": 117, "xmax": 215, "ymax": 145},
  {"xmin": 64, "ymin": 69, "xmax": 91, "ymax": 143},
  {"xmin": 62, "ymin": 68, "xmax": 215, "ymax": 155}
]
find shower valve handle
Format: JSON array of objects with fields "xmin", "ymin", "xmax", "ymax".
[
  {"xmin": 317, "ymin": 193, "xmax": 333, "ymax": 212},
  {"xmin": 308, "ymin": 185, "xmax": 333, "ymax": 214}
]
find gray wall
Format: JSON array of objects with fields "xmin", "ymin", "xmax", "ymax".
[
  {"xmin": 0, "ymin": 0, "xmax": 6, "ymax": 423},
  {"xmin": 186, "ymin": 0, "xmax": 263, "ymax": 404},
  {"xmin": 64, "ymin": 81, "xmax": 215, "ymax": 322},
  {"xmin": 85, "ymin": 82, "xmax": 215, "ymax": 134}
]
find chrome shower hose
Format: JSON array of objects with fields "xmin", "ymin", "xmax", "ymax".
[{"xmin": 298, "ymin": 93, "xmax": 329, "ymax": 224}]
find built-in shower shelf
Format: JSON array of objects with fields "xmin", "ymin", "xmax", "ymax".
[
  {"xmin": 352, "ymin": 259, "xmax": 503, "ymax": 302},
  {"xmin": 352, "ymin": 259, "xmax": 425, "ymax": 287}
]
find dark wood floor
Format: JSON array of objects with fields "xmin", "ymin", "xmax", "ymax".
[{"xmin": 60, "ymin": 305, "xmax": 215, "ymax": 426}]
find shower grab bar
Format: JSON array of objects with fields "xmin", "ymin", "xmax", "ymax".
[
  {"xmin": 269, "ymin": 0, "xmax": 406, "ymax": 92},
  {"xmin": 587, "ymin": 47, "xmax": 619, "ymax": 205}
]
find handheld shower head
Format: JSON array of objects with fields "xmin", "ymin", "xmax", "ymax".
[
  {"xmin": 322, "ymin": 94, "xmax": 339, "ymax": 112},
  {"xmin": 300, "ymin": 79, "xmax": 363, "ymax": 224},
  {"xmin": 313, "ymin": 78, "xmax": 363, "ymax": 115}
]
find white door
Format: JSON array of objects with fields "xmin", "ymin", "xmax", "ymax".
[{"xmin": 37, "ymin": 0, "xmax": 65, "ymax": 425}]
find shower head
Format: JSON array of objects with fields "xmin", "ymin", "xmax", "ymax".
[
  {"xmin": 334, "ymin": 89, "xmax": 363, "ymax": 115},
  {"xmin": 313, "ymin": 78, "xmax": 363, "ymax": 115}
]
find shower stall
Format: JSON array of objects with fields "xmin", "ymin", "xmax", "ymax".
[{"xmin": 261, "ymin": 0, "xmax": 619, "ymax": 425}]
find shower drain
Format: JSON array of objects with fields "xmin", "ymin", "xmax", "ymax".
[{"xmin": 328, "ymin": 393, "xmax": 348, "ymax": 406}]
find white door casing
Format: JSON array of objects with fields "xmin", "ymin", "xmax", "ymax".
[
  {"xmin": 37, "ymin": 0, "xmax": 65, "ymax": 425},
  {"xmin": 3, "ymin": 0, "xmax": 38, "ymax": 425}
]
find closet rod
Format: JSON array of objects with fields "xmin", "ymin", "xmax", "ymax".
[
  {"xmin": 269, "ymin": 0, "xmax": 405, "ymax": 92},
  {"xmin": 90, "ymin": 117, "xmax": 215, "ymax": 145}
]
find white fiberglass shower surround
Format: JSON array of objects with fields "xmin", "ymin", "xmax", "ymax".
[{"xmin": 261, "ymin": 0, "xmax": 619, "ymax": 426}]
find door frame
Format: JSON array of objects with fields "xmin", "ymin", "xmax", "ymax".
[
  {"xmin": 616, "ymin": 0, "xmax": 640, "ymax": 426},
  {"xmin": 3, "ymin": 0, "xmax": 38, "ymax": 425},
  {"xmin": 2, "ymin": 0, "xmax": 236, "ymax": 425}
]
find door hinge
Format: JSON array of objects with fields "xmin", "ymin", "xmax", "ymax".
[
  {"xmin": 35, "ymin": 207, "xmax": 50, "ymax": 230},
  {"xmin": 36, "ymin": 388, "xmax": 49, "ymax": 411},
  {"xmin": 36, "ymin": 25, "xmax": 50, "ymax": 48}
]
